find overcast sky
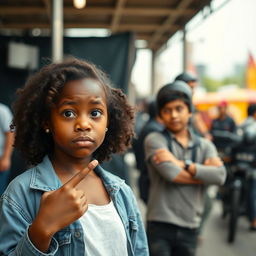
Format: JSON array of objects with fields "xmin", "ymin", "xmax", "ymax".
[
  {"xmin": 132, "ymin": 0, "xmax": 256, "ymax": 96},
  {"xmin": 188, "ymin": 0, "xmax": 256, "ymax": 78}
]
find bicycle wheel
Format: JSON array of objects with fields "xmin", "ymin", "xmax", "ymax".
[{"xmin": 227, "ymin": 186, "xmax": 241, "ymax": 243}]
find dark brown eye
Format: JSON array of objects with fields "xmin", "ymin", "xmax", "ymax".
[
  {"xmin": 91, "ymin": 110, "xmax": 102, "ymax": 118},
  {"xmin": 63, "ymin": 110, "xmax": 75, "ymax": 118}
]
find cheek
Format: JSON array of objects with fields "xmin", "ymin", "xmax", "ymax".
[
  {"xmin": 96, "ymin": 119, "xmax": 108, "ymax": 139},
  {"xmin": 94, "ymin": 128, "xmax": 107, "ymax": 148},
  {"xmin": 160, "ymin": 115, "xmax": 171, "ymax": 126},
  {"xmin": 51, "ymin": 121, "xmax": 72, "ymax": 135},
  {"xmin": 51, "ymin": 129, "xmax": 68, "ymax": 145}
]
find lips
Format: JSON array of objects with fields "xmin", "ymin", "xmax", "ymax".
[{"xmin": 72, "ymin": 136, "xmax": 95, "ymax": 146}]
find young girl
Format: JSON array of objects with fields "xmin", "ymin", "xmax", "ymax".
[{"xmin": 0, "ymin": 58, "xmax": 149, "ymax": 256}]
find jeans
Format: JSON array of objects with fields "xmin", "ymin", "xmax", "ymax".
[
  {"xmin": 147, "ymin": 221, "xmax": 198, "ymax": 256},
  {"xmin": 0, "ymin": 170, "xmax": 10, "ymax": 195}
]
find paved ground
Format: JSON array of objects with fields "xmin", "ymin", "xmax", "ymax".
[
  {"xmin": 127, "ymin": 153, "xmax": 256, "ymax": 256},
  {"xmin": 197, "ymin": 200, "xmax": 256, "ymax": 256}
]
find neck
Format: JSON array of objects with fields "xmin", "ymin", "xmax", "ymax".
[
  {"xmin": 51, "ymin": 153, "xmax": 93, "ymax": 175},
  {"xmin": 172, "ymin": 128, "xmax": 190, "ymax": 147},
  {"xmin": 219, "ymin": 114, "xmax": 227, "ymax": 120}
]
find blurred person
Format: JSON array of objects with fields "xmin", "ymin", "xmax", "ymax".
[
  {"xmin": 134, "ymin": 97, "xmax": 149, "ymax": 137},
  {"xmin": 0, "ymin": 102, "xmax": 14, "ymax": 195},
  {"xmin": 238, "ymin": 103, "xmax": 256, "ymax": 230},
  {"xmin": 210, "ymin": 100, "xmax": 237, "ymax": 152},
  {"xmin": 144, "ymin": 81, "xmax": 226, "ymax": 256},
  {"xmin": 210, "ymin": 100, "xmax": 237, "ymax": 210},
  {"xmin": 240, "ymin": 103, "xmax": 256, "ymax": 130},
  {"xmin": 175, "ymin": 72, "xmax": 198, "ymax": 92},
  {"xmin": 133, "ymin": 98, "xmax": 164, "ymax": 204}
]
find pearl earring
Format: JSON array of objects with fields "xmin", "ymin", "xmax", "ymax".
[
  {"xmin": 45, "ymin": 128, "xmax": 50, "ymax": 133},
  {"xmin": 105, "ymin": 128, "xmax": 108, "ymax": 132}
]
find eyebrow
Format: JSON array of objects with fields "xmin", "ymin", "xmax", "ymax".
[
  {"xmin": 59, "ymin": 98, "xmax": 105, "ymax": 107},
  {"xmin": 90, "ymin": 98, "xmax": 105, "ymax": 106},
  {"xmin": 59, "ymin": 100, "xmax": 77, "ymax": 107}
]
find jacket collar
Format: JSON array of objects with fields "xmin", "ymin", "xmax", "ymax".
[
  {"xmin": 29, "ymin": 156, "xmax": 125, "ymax": 195},
  {"xmin": 30, "ymin": 156, "xmax": 62, "ymax": 191},
  {"xmin": 94, "ymin": 164, "xmax": 125, "ymax": 195}
]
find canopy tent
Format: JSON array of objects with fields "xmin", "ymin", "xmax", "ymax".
[{"xmin": 194, "ymin": 88, "xmax": 256, "ymax": 125}]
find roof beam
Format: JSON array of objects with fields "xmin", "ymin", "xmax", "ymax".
[
  {"xmin": 0, "ymin": 22, "xmax": 162, "ymax": 32},
  {"xmin": 0, "ymin": 7, "xmax": 114, "ymax": 15},
  {"xmin": 111, "ymin": 0, "xmax": 127, "ymax": 33},
  {"xmin": 0, "ymin": 6, "xmax": 194, "ymax": 17},
  {"xmin": 122, "ymin": 8, "xmax": 194, "ymax": 16},
  {"xmin": 148, "ymin": 0, "xmax": 193, "ymax": 49}
]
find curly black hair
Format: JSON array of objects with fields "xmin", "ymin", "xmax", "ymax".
[{"xmin": 12, "ymin": 58, "xmax": 135, "ymax": 165}]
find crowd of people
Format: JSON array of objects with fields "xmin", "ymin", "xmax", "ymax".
[{"xmin": 0, "ymin": 57, "xmax": 255, "ymax": 256}]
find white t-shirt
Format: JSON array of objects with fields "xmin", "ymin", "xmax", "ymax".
[{"xmin": 79, "ymin": 200, "xmax": 128, "ymax": 256}]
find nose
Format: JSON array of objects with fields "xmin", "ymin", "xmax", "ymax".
[
  {"xmin": 171, "ymin": 110, "xmax": 178, "ymax": 118},
  {"xmin": 75, "ymin": 115, "xmax": 91, "ymax": 131}
]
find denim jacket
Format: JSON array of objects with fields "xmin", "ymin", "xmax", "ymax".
[{"xmin": 0, "ymin": 156, "xmax": 149, "ymax": 256}]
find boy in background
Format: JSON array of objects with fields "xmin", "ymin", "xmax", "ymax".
[{"xmin": 144, "ymin": 81, "xmax": 226, "ymax": 256}]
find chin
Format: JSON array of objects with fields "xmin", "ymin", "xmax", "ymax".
[
  {"xmin": 73, "ymin": 148, "xmax": 95, "ymax": 157},
  {"xmin": 169, "ymin": 130, "xmax": 179, "ymax": 134},
  {"xmin": 168, "ymin": 127, "xmax": 182, "ymax": 134}
]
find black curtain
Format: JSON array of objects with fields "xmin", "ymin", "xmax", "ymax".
[{"xmin": 0, "ymin": 32, "xmax": 136, "ymax": 107}]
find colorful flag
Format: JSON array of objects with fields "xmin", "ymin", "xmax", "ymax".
[{"xmin": 246, "ymin": 53, "xmax": 256, "ymax": 90}]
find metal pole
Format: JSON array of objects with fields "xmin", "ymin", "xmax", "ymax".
[
  {"xmin": 151, "ymin": 50, "xmax": 155, "ymax": 95},
  {"xmin": 51, "ymin": 0, "xmax": 63, "ymax": 62},
  {"xmin": 182, "ymin": 27, "xmax": 187, "ymax": 72}
]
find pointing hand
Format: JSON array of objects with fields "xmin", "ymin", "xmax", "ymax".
[{"xmin": 32, "ymin": 160, "xmax": 98, "ymax": 237}]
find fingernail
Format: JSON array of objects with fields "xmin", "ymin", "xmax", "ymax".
[{"xmin": 88, "ymin": 160, "xmax": 98, "ymax": 169}]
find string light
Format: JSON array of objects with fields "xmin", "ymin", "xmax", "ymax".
[{"xmin": 73, "ymin": 0, "xmax": 86, "ymax": 9}]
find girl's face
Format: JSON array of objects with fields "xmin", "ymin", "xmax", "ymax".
[
  {"xmin": 47, "ymin": 78, "xmax": 108, "ymax": 162},
  {"xmin": 160, "ymin": 99, "xmax": 191, "ymax": 134}
]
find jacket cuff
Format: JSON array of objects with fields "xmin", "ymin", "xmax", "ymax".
[{"xmin": 15, "ymin": 228, "xmax": 59, "ymax": 256}]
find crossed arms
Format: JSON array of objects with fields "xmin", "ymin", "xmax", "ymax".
[
  {"xmin": 145, "ymin": 132, "xmax": 226, "ymax": 185},
  {"xmin": 152, "ymin": 148, "xmax": 223, "ymax": 184}
]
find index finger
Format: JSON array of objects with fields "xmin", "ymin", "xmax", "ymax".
[{"xmin": 64, "ymin": 159, "xmax": 99, "ymax": 188}]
